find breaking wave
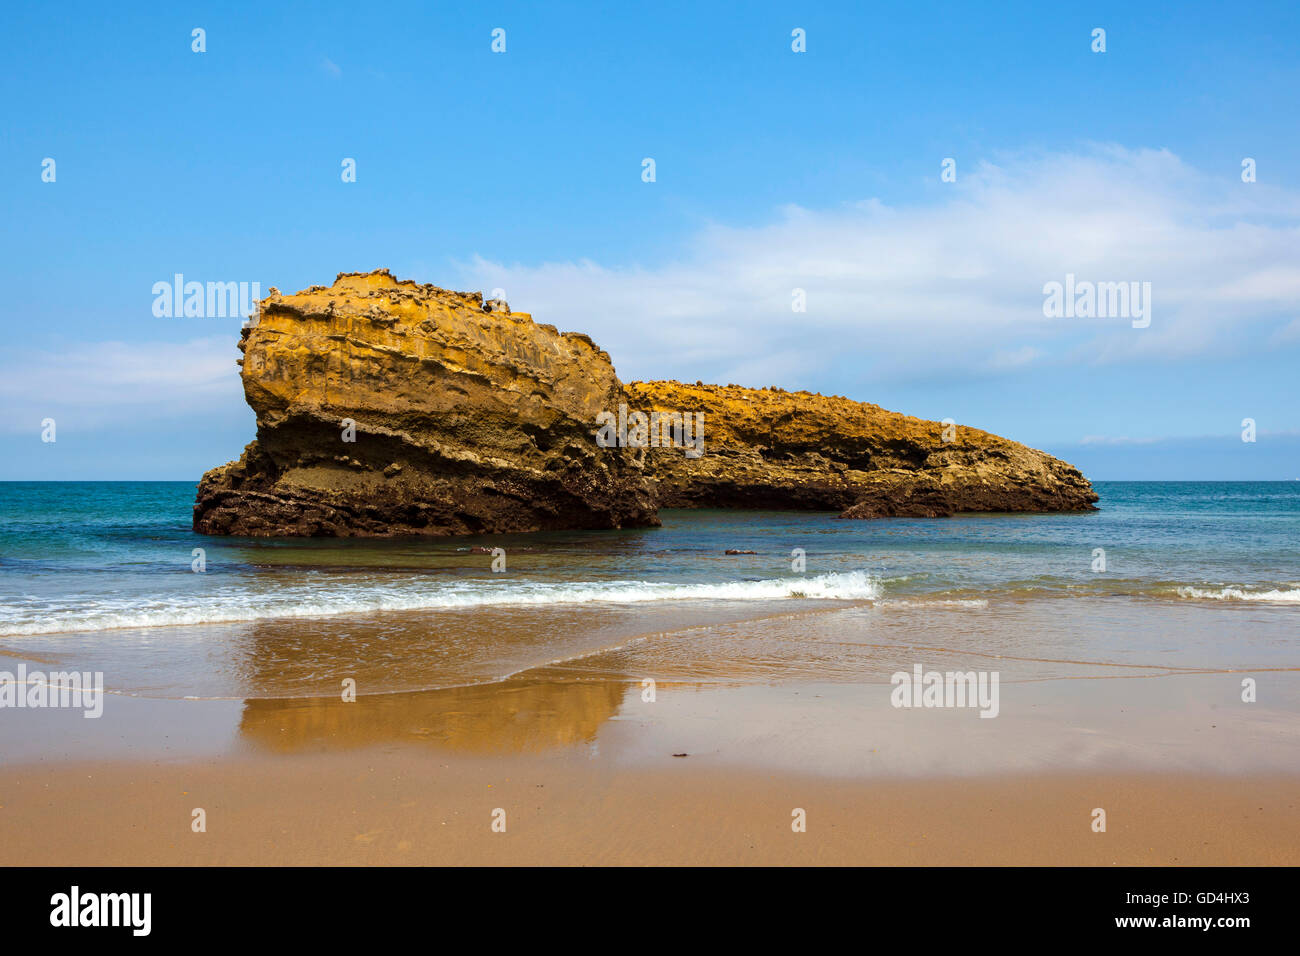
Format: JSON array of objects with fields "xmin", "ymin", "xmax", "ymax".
[
  {"xmin": 1174, "ymin": 585, "xmax": 1300, "ymax": 604},
  {"xmin": 0, "ymin": 570, "xmax": 881, "ymax": 637}
]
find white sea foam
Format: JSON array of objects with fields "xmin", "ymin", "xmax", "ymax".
[
  {"xmin": 1174, "ymin": 585, "xmax": 1300, "ymax": 604},
  {"xmin": 0, "ymin": 570, "xmax": 881, "ymax": 637}
]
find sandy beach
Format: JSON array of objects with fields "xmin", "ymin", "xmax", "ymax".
[{"xmin": 2, "ymin": 652, "xmax": 1297, "ymax": 865}]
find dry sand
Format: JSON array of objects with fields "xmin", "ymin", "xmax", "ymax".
[{"xmin": 1, "ymin": 751, "xmax": 1297, "ymax": 865}]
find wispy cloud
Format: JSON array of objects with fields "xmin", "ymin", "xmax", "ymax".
[
  {"xmin": 1077, "ymin": 435, "xmax": 1167, "ymax": 446},
  {"xmin": 0, "ymin": 337, "xmax": 243, "ymax": 434},
  {"xmin": 454, "ymin": 146, "xmax": 1300, "ymax": 389}
]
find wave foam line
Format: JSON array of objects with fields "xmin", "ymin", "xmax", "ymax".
[
  {"xmin": 0, "ymin": 571, "xmax": 881, "ymax": 637},
  {"xmin": 1175, "ymin": 586, "xmax": 1300, "ymax": 604}
]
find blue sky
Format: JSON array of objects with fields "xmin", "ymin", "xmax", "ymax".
[{"xmin": 3, "ymin": 0, "xmax": 1298, "ymax": 479}]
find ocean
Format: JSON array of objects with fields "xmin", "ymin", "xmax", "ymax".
[{"xmin": 0, "ymin": 481, "xmax": 1296, "ymax": 700}]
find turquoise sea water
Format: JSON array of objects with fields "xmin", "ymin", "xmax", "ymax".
[{"xmin": 0, "ymin": 481, "xmax": 1297, "ymax": 640}]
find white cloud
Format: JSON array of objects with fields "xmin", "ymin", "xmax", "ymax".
[
  {"xmin": 0, "ymin": 337, "xmax": 244, "ymax": 433},
  {"xmin": 453, "ymin": 146, "xmax": 1300, "ymax": 388}
]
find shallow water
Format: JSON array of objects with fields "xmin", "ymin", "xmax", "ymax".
[{"xmin": 0, "ymin": 481, "xmax": 1296, "ymax": 698}]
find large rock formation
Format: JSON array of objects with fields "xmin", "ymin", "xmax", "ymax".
[
  {"xmin": 193, "ymin": 270, "xmax": 657, "ymax": 536},
  {"xmin": 194, "ymin": 270, "xmax": 1097, "ymax": 537}
]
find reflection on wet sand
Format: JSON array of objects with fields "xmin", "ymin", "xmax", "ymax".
[{"xmin": 238, "ymin": 678, "xmax": 630, "ymax": 754}]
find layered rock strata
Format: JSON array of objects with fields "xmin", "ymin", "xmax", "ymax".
[{"xmin": 193, "ymin": 270, "xmax": 657, "ymax": 536}]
